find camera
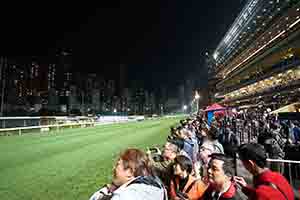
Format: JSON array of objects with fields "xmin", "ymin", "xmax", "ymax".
[
  {"xmin": 147, "ymin": 147, "xmax": 163, "ymax": 162},
  {"xmin": 147, "ymin": 147, "xmax": 161, "ymax": 154}
]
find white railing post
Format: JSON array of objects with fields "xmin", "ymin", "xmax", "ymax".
[{"xmin": 0, "ymin": 117, "xmax": 96, "ymax": 136}]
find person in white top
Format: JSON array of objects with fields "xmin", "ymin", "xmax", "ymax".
[{"xmin": 89, "ymin": 148, "xmax": 166, "ymax": 200}]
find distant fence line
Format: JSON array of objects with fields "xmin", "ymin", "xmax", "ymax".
[
  {"xmin": 0, "ymin": 122, "xmax": 95, "ymax": 136},
  {"xmin": 0, "ymin": 115, "xmax": 150, "ymax": 136},
  {"xmin": 0, "ymin": 116, "xmax": 93, "ymax": 129},
  {"xmin": 0, "ymin": 116, "xmax": 95, "ymax": 136}
]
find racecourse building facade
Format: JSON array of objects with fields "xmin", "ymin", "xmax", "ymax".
[{"xmin": 212, "ymin": 0, "xmax": 300, "ymax": 108}]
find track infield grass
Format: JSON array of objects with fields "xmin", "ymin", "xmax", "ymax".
[{"xmin": 0, "ymin": 117, "xmax": 181, "ymax": 200}]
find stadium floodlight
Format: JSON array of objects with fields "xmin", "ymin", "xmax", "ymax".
[
  {"xmin": 195, "ymin": 92, "xmax": 200, "ymax": 100},
  {"xmin": 213, "ymin": 52, "xmax": 218, "ymax": 60},
  {"xmin": 183, "ymin": 105, "xmax": 188, "ymax": 111}
]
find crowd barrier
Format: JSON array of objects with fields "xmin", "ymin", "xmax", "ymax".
[
  {"xmin": 266, "ymin": 158, "xmax": 300, "ymax": 190},
  {"xmin": 233, "ymin": 123, "xmax": 300, "ymax": 198}
]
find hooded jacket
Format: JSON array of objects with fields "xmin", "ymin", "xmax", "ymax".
[{"xmin": 90, "ymin": 176, "xmax": 167, "ymax": 200}]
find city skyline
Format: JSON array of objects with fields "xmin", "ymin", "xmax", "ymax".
[
  {"xmin": 0, "ymin": 1, "xmax": 244, "ymax": 91},
  {"xmin": 0, "ymin": 53, "xmax": 210, "ymax": 116}
]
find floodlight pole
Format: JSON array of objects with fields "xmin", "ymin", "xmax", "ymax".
[
  {"xmin": 194, "ymin": 91, "xmax": 200, "ymax": 113},
  {"xmin": 81, "ymin": 90, "xmax": 85, "ymax": 116}
]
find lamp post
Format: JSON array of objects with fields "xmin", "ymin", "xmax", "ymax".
[
  {"xmin": 183, "ymin": 105, "xmax": 188, "ymax": 114},
  {"xmin": 194, "ymin": 91, "xmax": 200, "ymax": 113}
]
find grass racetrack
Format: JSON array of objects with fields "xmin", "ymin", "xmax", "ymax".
[{"xmin": 0, "ymin": 117, "xmax": 181, "ymax": 200}]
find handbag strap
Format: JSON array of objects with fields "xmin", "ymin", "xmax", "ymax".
[{"xmin": 262, "ymin": 182, "xmax": 288, "ymax": 200}]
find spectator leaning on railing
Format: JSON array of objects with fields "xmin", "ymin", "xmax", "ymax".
[
  {"xmin": 234, "ymin": 143, "xmax": 294, "ymax": 200},
  {"xmin": 89, "ymin": 148, "xmax": 167, "ymax": 200}
]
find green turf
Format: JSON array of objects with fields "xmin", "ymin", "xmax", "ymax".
[{"xmin": 0, "ymin": 117, "xmax": 181, "ymax": 200}]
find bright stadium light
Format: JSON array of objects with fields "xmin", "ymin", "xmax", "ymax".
[
  {"xmin": 213, "ymin": 52, "xmax": 218, "ymax": 60},
  {"xmin": 195, "ymin": 92, "xmax": 200, "ymax": 100},
  {"xmin": 183, "ymin": 105, "xmax": 188, "ymax": 111}
]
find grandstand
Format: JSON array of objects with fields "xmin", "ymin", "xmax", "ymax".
[{"xmin": 211, "ymin": 0, "xmax": 300, "ymax": 109}]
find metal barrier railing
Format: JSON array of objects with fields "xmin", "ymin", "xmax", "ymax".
[
  {"xmin": 266, "ymin": 158, "xmax": 300, "ymax": 197},
  {"xmin": 236, "ymin": 123, "xmax": 260, "ymax": 144},
  {"xmin": 234, "ymin": 157, "xmax": 300, "ymax": 199}
]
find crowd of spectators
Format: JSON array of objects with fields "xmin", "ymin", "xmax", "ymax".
[{"xmin": 89, "ymin": 108, "xmax": 300, "ymax": 200}]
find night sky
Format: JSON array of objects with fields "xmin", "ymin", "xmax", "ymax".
[{"xmin": 0, "ymin": 1, "xmax": 245, "ymax": 90}]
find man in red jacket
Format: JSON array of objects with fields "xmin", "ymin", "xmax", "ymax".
[
  {"xmin": 234, "ymin": 143, "xmax": 294, "ymax": 200},
  {"xmin": 202, "ymin": 153, "xmax": 246, "ymax": 200}
]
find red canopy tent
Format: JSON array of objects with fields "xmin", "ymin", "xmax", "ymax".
[
  {"xmin": 204, "ymin": 103, "xmax": 226, "ymax": 112},
  {"xmin": 205, "ymin": 104, "xmax": 227, "ymax": 124}
]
